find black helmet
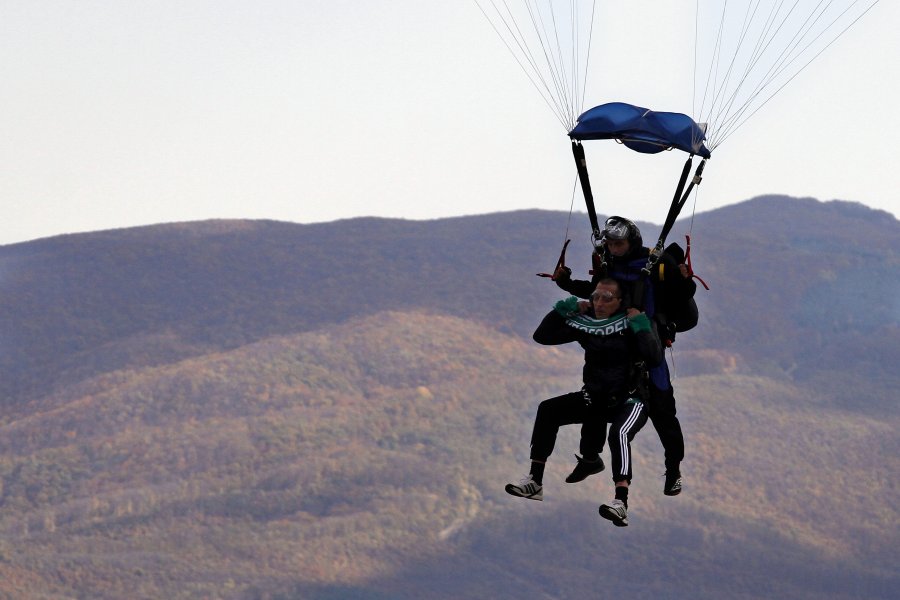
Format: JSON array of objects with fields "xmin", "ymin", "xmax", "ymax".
[{"xmin": 602, "ymin": 216, "xmax": 642, "ymax": 248}]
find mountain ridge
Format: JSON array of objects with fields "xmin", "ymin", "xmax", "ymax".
[
  {"xmin": 3, "ymin": 195, "xmax": 897, "ymax": 412},
  {"xmin": 0, "ymin": 196, "xmax": 897, "ymax": 598}
]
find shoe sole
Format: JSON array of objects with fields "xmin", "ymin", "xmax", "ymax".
[
  {"xmin": 598, "ymin": 505, "xmax": 628, "ymax": 527},
  {"xmin": 505, "ymin": 484, "xmax": 543, "ymax": 501}
]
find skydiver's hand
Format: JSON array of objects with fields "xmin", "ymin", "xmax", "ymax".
[
  {"xmin": 679, "ymin": 263, "xmax": 690, "ymax": 278},
  {"xmin": 554, "ymin": 265, "xmax": 572, "ymax": 281},
  {"xmin": 577, "ymin": 300, "xmax": 591, "ymax": 314},
  {"xmin": 625, "ymin": 308, "xmax": 642, "ymax": 318}
]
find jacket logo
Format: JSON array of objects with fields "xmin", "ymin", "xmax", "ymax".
[{"xmin": 566, "ymin": 315, "xmax": 628, "ymax": 336}]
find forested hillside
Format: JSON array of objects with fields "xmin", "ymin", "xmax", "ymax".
[
  {"xmin": 0, "ymin": 197, "xmax": 898, "ymax": 598},
  {"xmin": 0, "ymin": 312, "xmax": 897, "ymax": 598},
  {"xmin": 0, "ymin": 213, "xmax": 562, "ymax": 405},
  {"xmin": 1, "ymin": 197, "xmax": 896, "ymax": 413},
  {"xmin": 685, "ymin": 197, "xmax": 899, "ymax": 410}
]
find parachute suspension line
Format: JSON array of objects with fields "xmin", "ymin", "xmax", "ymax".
[
  {"xmin": 473, "ymin": 0, "xmax": 596, "ymax": 131},
  {"xmin": 570, "ymin": 0, "xmax": 579, "ymax": 125},
  {"xmin": 697, "ymin": 0, "xmax": 778, "ymax": 147},
  {"xmin": 575, "ymin": 0, "xmax": 598, "ymax": 128},
  {"xmin": 555, "ymin": 0, "xmax": 580, "ymax": 127},
  {"xmin": 692, "ymin": 0, "xmax": 701, "ymax": 149},
  {"xmin": 687, "ymin": 180, "xmax": 701, "ymax": 237},
  {"xmin": 473, "ymin": 0, "xmax": 571, "ymax": 130},
  {"xmin": 538, "ymin": 0, "xmax": 596, "ymax": 129},
  {"xmin": 702, "ymin": 0, "xmax": 772, "ymax": 144},
  {"xmin": 524, "ymin": 0, "xmax": 596, "ymax": 129},
  {"xmin": 730, "ymin": 1, "xmax": 872, "ymax": 125},
  {"xmin": 707, "ymin": 0, "xmax": 830, "ymax": 147},
  {"xmin": 695, "ymin": 0, "xmax": 880, "ymax": 151},
  {"xmin": 524, "ymin": 0, "xmax": 572, "ymax": 126},
  {"xmin": 564, "ymin": 170, "xmax": 579, "ymax": 240},
  {"xmin": 697, "ymin": 0, "xmax": 773, "ymax": 150},
  {"xmin": 536, "ymin": 174, "xmax": 578, "ymax": 279},
  {"xmin": 694, "ymin": 0, "xmax": 730, "ymax": 140},
  {"xmin": 710, "ymin": 0, "xmax": 881, "ymax": 149}
]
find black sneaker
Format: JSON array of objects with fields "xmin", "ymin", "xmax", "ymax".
[
  {"xmin": 565, "ymin": 454, "xmax": 605, "ymax": 483},
  {"xmin": 664, "ymin": 471, "xmax": 682, "ymax": 496},
  {"xmin": 599, "ymin": 500, "xmax": 628, "ymax": 527}
]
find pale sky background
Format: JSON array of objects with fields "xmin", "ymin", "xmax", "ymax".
[{"xmin": 1, "ymin": 1, "xmax": 897, "ymax": 246}]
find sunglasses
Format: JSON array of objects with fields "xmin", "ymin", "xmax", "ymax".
[{"xmin": 590, "ymin": 291, "xmax": 620, "ymax": 303}]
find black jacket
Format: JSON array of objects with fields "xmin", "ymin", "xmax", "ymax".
[{"xmin": 533, "ymin": 308, "xmax": 663, "ymax": 400}]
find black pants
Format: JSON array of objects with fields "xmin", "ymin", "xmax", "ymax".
[
  {"xmin": 529, "ymin": 391, "xmax": 649, "ymax": 483},
  {"xmin": 578, "ymin": 383, "xmax": 684, "ymax": 471},
  {"xmin": 646, "ymin": 383, "xmax": 684, "ymax": 471}
]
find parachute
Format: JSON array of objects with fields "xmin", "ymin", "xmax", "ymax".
[
  {"xmin": 475, "ymin": 0, "xmax": 880, "ymax": 253},
  {"xmin": 569, "ymin": 102, "xmax": 710, "ymax": 158}
]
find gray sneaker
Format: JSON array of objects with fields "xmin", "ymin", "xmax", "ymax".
[
  {"xmin": 505, "ymin": 475, "xmax": 543, "ymax": 501},
  {"xmin": 599, "ymin": 499, "xmax": 628, "ymax": 526}
]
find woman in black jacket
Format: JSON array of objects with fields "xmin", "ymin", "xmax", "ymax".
[{"xmin": 505, "ymin": 278, "xmax": 662, "ymax": 526}]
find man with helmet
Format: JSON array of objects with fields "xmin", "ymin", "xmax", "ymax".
[{"xmin": 552, "ymin": 216, "xmax": 697, "ymax": 496}]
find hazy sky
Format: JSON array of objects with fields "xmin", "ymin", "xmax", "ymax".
[{"xmin": 2, "ymin": 1, "xmax": 897, "ymax": 245}]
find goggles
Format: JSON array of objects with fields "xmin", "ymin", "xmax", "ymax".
[
  {"xmin": 603, "ymin": 218, "xmax": 631, "ymax": 240},
  {"xmin": 590, "ymin": 290, "xmax": 620, "ymax": 303}
]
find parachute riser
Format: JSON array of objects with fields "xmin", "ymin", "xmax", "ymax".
[
  {"xmin": 633, "ymin": 157, "xmax": 708, "ymax": 311},
  {"xmin": 570, "ymin": 141, "xmax": 603, "ymax": 242},
  {"xmin": 571, "ymin": 140, "xmax": 607, "ymax": 274},
  {"xmin": 653, "ymin": 157, "xmax": 707, "ymax": 262}
]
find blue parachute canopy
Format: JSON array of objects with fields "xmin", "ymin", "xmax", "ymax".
[{"xmin": 569, "ymin": 102, "xmax": 711, "ymax": 159}]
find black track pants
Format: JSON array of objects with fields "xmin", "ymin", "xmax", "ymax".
[
  {"xmin": 606, "ymin": 400, "xmax": 649, "ymax": 483},
  {"xmin": 530, "ymin": 392, "xmax": 648, "ymax": 483},
  {"xmin": 529, "ymin": 391, "xmax": 598, "ymax": 463},
  {"xmin": 646, "ymin": 384, "xmax": 684, "ymax": 471},
  {"xmin": 578, "ymin": 384, "xmax": 684, "ymax": 471}
]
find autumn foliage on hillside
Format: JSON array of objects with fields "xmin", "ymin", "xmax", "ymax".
[
  {"xmin": 0, "ymin": 198, "xmax": 897, "ymax": 598},
  {"xmin": 0, "ymin": 311, "xmax": 897, "ymax": 599}
]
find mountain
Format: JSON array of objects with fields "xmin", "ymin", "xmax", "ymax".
[
  {"xmin": 1, "ymin": 311, "xmax": 896, "ymax": 599},
  {"xmin": 684, "ymin": 197, "xmax": 900, "ymax": 408},
  {"xmin": 3, "ymin": 197, "xmax": 898, "ymax": 411},
  {"xmin": 0, "ymin": 213, "xmax": 565, "ymax": 406},
  {"xmin": 0, "ymin": 196, "xmax": 898, "ymax": 598},
  {"xmin": 3, "ymin": 196, "xmax": 897, "ymax": 414}
]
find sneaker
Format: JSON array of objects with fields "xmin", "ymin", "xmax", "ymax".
[
  {"xmin": 565, "ymin": 454, "xmax": 605, "ymax": 483},
  {"xmin": 599, "ymin": 499, "xmax": 628, "ymax": 527},
  {"xmin": 505, "ymin": 475, "xmax": 543, "ymax": 501},
  {"xmin": 664, "ymin": 471, "xmax": 682, "ymax": 496}
]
